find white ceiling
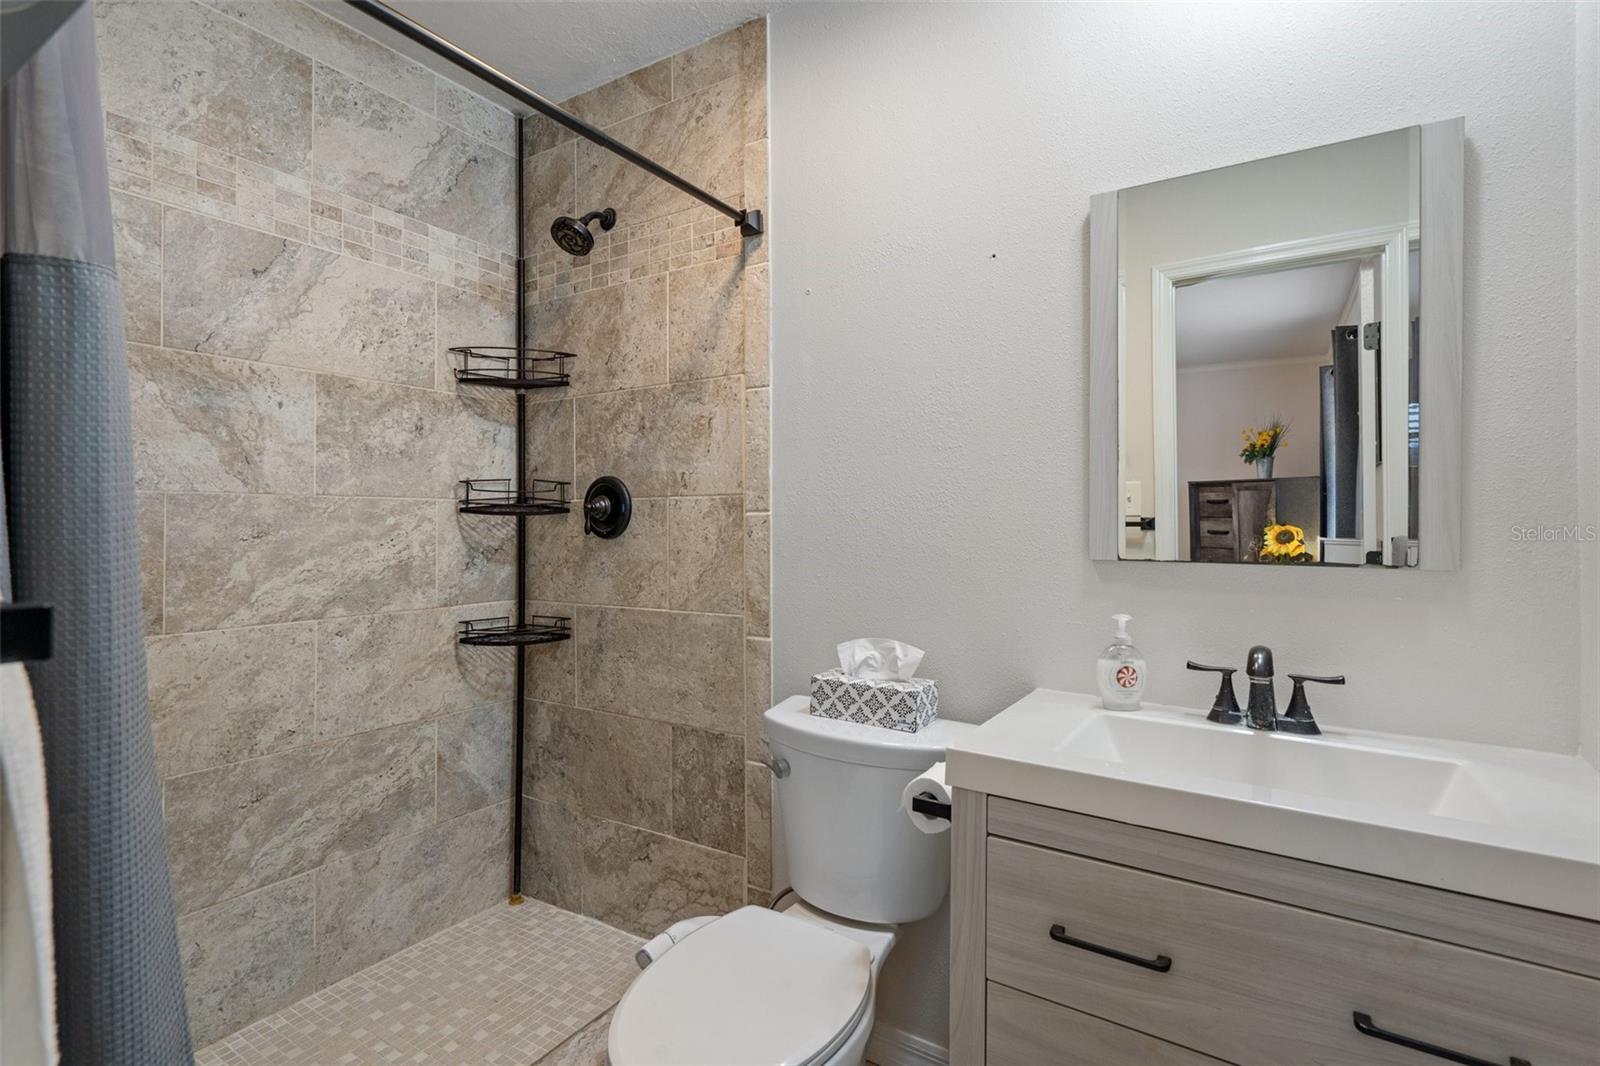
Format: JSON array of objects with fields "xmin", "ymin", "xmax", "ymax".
[
  {"xmin": 1175, "ymin": 259, "xmax": 1360, "ymax": 371},
  {"xmin": 319, "ymin": 0, "xmax": 775, "ymax": 112}
]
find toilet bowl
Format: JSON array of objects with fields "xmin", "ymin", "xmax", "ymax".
[
  {"xmin": 607, "ymin": 900, "xmax": 894, "ymax": 1066},
  {"xmin": 606, "ymin": 696, "xmax": 974, "ymax": 1066}
]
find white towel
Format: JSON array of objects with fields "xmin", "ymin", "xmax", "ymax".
[
  {"xmin": 1, "ymin": 662, "xmax": 58, "ymax": 1065},
  {"xmin": 900, "ymin": 761, "xmax": 953, "ymax": 835}
]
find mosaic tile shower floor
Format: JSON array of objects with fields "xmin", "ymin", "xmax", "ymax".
[{"xmin": 196, "ymin": 900, "xmax": 641, "ymax": 1066}]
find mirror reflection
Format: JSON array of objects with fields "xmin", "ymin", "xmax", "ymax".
[{"xmin": 1117, "ymin": 127, "xmax": 1420, "ymax": 566}]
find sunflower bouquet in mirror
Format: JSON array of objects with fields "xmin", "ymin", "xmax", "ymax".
[
  {"xmin": 1261, "ymin": 523, "xmax": 1313, "ymax": 563},
  {"xmin": 1239, "ymin": 418, "xmax": 1289, "ymax": 478}
]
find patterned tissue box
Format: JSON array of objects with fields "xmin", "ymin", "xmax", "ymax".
[{"xmin": 808, "ymin": 669, "xmax": 940, "ymax": 733}]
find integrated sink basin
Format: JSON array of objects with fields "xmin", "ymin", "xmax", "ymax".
[
  {"xmin": 945, "ymin": 689, "xmax": 1600, "ymax": 919},
  {"xmin": 1058, "ymin": 711, "xmax": 1500, "ymax": 823}
]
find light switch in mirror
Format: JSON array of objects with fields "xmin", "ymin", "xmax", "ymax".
[{"xmin": 1090, "ymin": 121, "xmax": 1463, "ymax": 570}]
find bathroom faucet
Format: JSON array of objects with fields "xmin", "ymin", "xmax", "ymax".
[
  {"xmin": 1245, "ymin": 645, "xmax": 1277, "ymax": 730},
  {"xmin": 1190, "ymin": 646, "xmax": 1345, "ymax": 734}
]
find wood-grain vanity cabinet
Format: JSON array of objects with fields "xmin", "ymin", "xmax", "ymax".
[{"xmin": 949, "ymin": 792, "xmax": 1600, "ymax": 1066}]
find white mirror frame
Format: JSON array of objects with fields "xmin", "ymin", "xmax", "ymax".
[{"xmin": 1089, "ymin": 118, "xmax": 1464, "ymax": 570}]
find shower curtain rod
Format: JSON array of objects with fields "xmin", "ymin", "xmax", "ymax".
[{"xmin": 342, "ymin": 0, "xmax": 763, "ymax": 236}]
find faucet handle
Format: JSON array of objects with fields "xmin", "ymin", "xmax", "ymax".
[
  {"xmin": 1281, "ymin": 674, "xmax": 1344, "ymax": 735},
  {"xmin": 1186, "ymin": 661, "xmax": 1243, "ymax": 725}
]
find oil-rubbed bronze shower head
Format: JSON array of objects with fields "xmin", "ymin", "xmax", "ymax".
[{"xmin": 550, "ymin": 208, "xmax": 615, "ymax": 256}]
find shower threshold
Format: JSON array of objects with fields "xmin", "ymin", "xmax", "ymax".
[{"xmin": 196, "ymin": 898, "xmax": 640, "ymax": 1066}]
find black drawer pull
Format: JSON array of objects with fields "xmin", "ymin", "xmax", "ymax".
[
  {"xmin": 1048, "ymin": 924, "xmax": 1171, "ymax": 972},
  {"xmin": 1353, "ymin": 1012, "xmax": 1530, "ymax": 1066}
]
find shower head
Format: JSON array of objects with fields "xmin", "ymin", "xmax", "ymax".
[{"xmin": 550, "ymin": 208, "xmax": 616, "ymax": 256}]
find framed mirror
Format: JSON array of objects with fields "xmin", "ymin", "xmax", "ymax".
[{"xmin": 1089, "ymin": 120, "xmax": 1462, "ymax": 569}]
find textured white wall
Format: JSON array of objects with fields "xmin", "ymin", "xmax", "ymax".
[
  {"xmin": 768, "ymin": 0, "xmax": 1592, "ymax": 1050},
  {"xmin": 1579, "ymin": 0, "xmax": 1599, "ymax": 769}
]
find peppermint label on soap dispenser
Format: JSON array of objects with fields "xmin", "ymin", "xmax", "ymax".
[{"xmin": 1097, "ymin": 614, "xmax": 1146, "ymax": 711}]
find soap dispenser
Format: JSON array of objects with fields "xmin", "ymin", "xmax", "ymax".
[{"xmin": 1096, "ymin": 614, "xmax": 1147, "ymax": 711}]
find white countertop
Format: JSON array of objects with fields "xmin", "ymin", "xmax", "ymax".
[{"xmin": 945, "ymin": 689, "xmax": 1600, "ymax": 920}]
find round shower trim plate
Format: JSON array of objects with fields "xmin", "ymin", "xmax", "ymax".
[{"xmin": 583, "ymin": 476, "xmax": 632, "ymax": 538}]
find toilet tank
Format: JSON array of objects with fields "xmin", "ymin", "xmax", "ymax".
[{"xmin": 763, "ymin": 696, "xmax": 974, "ymax": 924}]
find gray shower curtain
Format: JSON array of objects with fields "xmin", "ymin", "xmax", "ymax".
[{"xmin": 1, "ymin": 3, "xmax": 193, "ymax": 1062}]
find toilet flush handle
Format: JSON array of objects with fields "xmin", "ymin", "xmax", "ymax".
[{"xmin": 762, "ymin": 754, "xmax": 790, "ymax": 779}]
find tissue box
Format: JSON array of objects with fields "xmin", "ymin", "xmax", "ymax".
[{"xmin": 809, "ymin": 669, "xmax": 940, "ymax": 733}]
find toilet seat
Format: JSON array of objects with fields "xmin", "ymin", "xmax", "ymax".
[{"xmin": 607, "ymin": 905, "xmax": 873, "ymax": 1066}]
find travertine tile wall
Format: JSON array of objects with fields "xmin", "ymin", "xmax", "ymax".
[
  {"xmin": 518, "ymin": 20, "xmax": 774, "ymax": 934},
  {"xmin": 97, "ymin": 0, "xmax": 522, "ymax": 1045}
]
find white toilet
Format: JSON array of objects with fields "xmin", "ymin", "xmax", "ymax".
[{"xmin": 606, "ymin": 694, "xmax": 973, "ymax": 1066}]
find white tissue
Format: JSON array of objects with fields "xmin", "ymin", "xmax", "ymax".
[
  {"xmin": 900, "ymin": 761, "xmax": 953, "ymax": 835},
  {"xmin": 837, "ymin": 638, "xmax": 924, "ymax": 681}
]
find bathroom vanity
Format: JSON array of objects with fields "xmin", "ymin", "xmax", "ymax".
[{"xmin": 945, "ymin": 691, "xmax": 1600, "ymax": 1066}]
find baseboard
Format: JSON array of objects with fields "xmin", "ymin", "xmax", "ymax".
[{"xmin": 866, "ymin": 1022, "xmax": 949, "ymax": 1066}]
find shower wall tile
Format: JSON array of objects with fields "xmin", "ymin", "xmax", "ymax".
[
  {"xmin": 667, "ymin": 496, "xmax": 744, "ymax": 614},
  {"xmin": 111, "ymin": 191, "xmax": 161, "ymax": 345},
  {"xmin": 312, "ymin": 797, "xmax": 505, "ymax": 979},
  {"xmin": 524, "ymin": 144, "xmax": 577, "ymax": 232},
  {"xmin": 672, "ymin": 27, "xmax": 741, "ymax": 99},
  {"xmin": 205, "ymin": 0, "xmax": 437, "ymax": 114},
  {"xmin": 313, "ymin": 375, "xmax": 515, "ymax": 499},
  {"xmin": 744, "ymin": 386, "xmax": 771, "ymax": 511},
  {"xmin": 527, "ymin": 502, "xmax": 669, "ymax": 609},
  {"xmin": 438, "ymin": 503, "xmax": 516, "ymax": 607},
  {"xmin": 95, "ymin": 0, "xmax": 312, "ymax": 176},
  {"xmin": 575, "ymin": 76, "xmax": 742, "ymax": 225},
  {"xmin": 314, "ymin": 802, "xmax": 509, "ymax": 984},
  {"xmin": 435, "ymin": 276, "xmax": 515, "ymax": 392},
  {"xmin": 574, "ymin": 606, "xmax": 743, "ymax": 733},
  {"xmin": 744, "ymin": 513, "xmax": 771, "ymax": 637},
  {"xmin": 128, "ymin": 344, "xmax": 316, "ymax": 494},
  {"xmin": 526, "ymin": 599, "xmax": 579, "ymax": 707},
  {"xmin": 564, "ymin": 58, "xmax": 672, "ymax": 130},
  {"xmin": 314, "ymin": 605, "xmax": 513, "ymax": 740},
  {"xmin": 163, "ymin": 494, "xmax": 436, "ymax": 632},
  {"xmin": 527, "ymin": 399, "xmax": 576, "ymax": 483},
  {"xmin": 745, "ymin": 637, "xmax": 773, "ymax": 760},
  {"xmin": 671, "ymin": 726, "xmax": 744, "ymax": 854},
  {"xmin": 177, "ymin": 874, "xmax": 317, "ymax": 1046},
  {"xmin": 437, "ymin": 702, "xmax": 514, "ymax": 820},
  {"xmin": 437, "ymin": 78, "xmax": 516, "ymax": 148},
  {"xmin": 146, "ymin": 622, "xmax": 316, "ymax": 778},
  {"xmin": 744, "ymin": 762, "xmax": 772, "ymax": 891},
  {"xmin": 136, "ymin": 491, "xmax": 164, "ymax": 635},
  {"xmin": 743, "ymin": 140, "xmax": 769, "ymax": 267},
  {"xmin": 103, "ymin": 0, "xmax": 526, "ymax": 1038},
  {"xmin": 738, "ymin": 19, "xmax": 768, "ymax": 143},
  {"xmin": 580, "ymin": 819, "xmax": 743, "ymax": 937},
  {"xmin": 668, "ymin": 256, "xmax": 744, "ymax": 382},
  {"xmin": 574, "ymin": 378, "xmax": 743, "ymax": 498},
  {"xmin": 526, "ymin": 702, "xmax": 672, "ymax": 832},
  {"xmin": 518, "ymin": 19, "xmax": 769, "ymax": 941},
  {"xmin": 161, "ymin": 207, "xmax": 436, "ymax": 388},
  {"xmin": 165, "ymin": 720, "xmax": 436, "ymax": 913},
  {"xmin": 743, "ymin": 262, "xmax": 769, "ymax": 387},
  {"xmin": 522, "ymin": 798, "xmax": 590, "ymax": 912},
  {"xmin": 529, "ymin": 274, "xmax": 669, "ymax": 395},
  {"xmin": 312, "ymin": 64, "xmax": 515, "ymax": 251}
]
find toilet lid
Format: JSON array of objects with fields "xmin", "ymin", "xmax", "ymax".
[{"xmin": 608, "ymin": 906, "xmax": 872, "ymax": 1066}]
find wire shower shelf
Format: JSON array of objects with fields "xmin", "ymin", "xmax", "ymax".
[
  {"xmin": 451, "ymin": 345, "xmax": 574, "ymax": 390},
  {"xmin": 456, "ymin": 615, "xmax": 572, "ymax": 647},
  {"xmin": 457, "ymin": 478, "xmax": 571, "ymax": 516}
]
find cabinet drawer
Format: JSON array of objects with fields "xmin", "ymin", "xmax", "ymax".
[
  {"xmin": 1195, "ymin": 547, "xmax": 1234, "ymax": 562},
  {"xmin": 1196, "ymin": 497, "xmax": 1233, "ymax": 518},
  {"xmin": 987, "ymin": 838, "xmax": 1600, "ymax": 1066},
  {"xmin": 987, "ymin": 982, "xmax": 1223, "ymax": 1066},
  {"xmin": 1197, "ymin": 527, "xmax": 1235, "ymax": 549}
]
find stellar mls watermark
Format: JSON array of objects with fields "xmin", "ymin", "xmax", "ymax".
[{"xmin": 1509, "ymin": 523, "xmax": 1598, "ymax": 543}]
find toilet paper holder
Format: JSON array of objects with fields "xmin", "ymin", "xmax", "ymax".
[{"xmin": 909, "ymin": 795, "xmax": 951, "ymax": 821}]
